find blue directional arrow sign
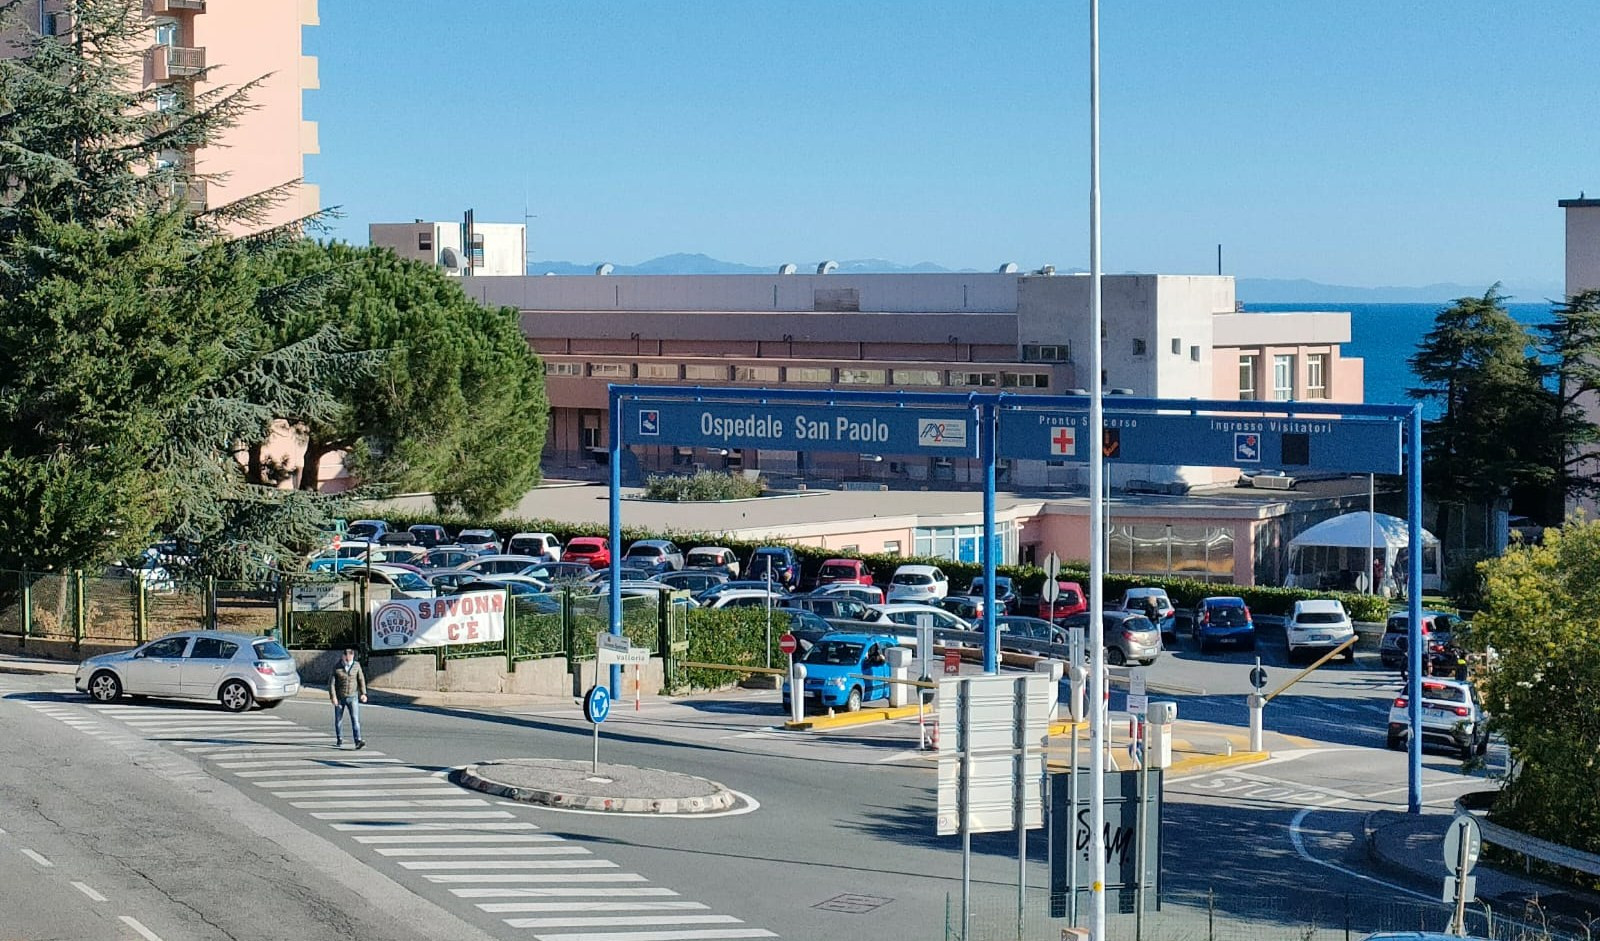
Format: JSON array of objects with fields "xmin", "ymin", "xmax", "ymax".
[
  {"xmin": 621, "ymin": 400, "xmax": 978, "ymax": 458},
  {"xmin": 583, "ymin": 685, "xmax": 611, "ymax": 724},
  {"xmin": 997, "ymin": 408, "xmax": 1403, "ymax": 475}
]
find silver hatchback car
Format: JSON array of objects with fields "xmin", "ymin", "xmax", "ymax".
[{"xmin": 75, "ymin": 631, "xmax": 302, "ymax": 712}]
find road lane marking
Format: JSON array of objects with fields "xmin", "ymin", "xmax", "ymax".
[
  {"xmin": 505, "ymin": 915, "xmax": 744, "ymax": 929},
  {"xmin": 400, "ymin": 859, "xmax": 613, "ymax": 870},
  {"xmin": 220, "ymin": 758, "xmax": 402, "ymax": 769},
  {"xmin": 332, "ymin": 822, "xmax": 539, "ymax": 832},
  {"xmin": 238, "ymin": 766, "xmax": 435, "ymax": 777},
  {"xmin": 71, "ymin": 881, "xmax": 107, "ymax": 902},
  {"xmin": 423, "ymin": 873, "xmax": 649, "ymax": 884},
  {"xmin": 452, "ymin": 888, "xmax": 680, "ymax": 898},
  {"xmin": 290, "ymin": 799, "xmax": 490, "ymax": 809},
  {"xmin": 357, "ymin": 834, "xmax": 558, "ymax": 844},
  {"xmin": 273, "ymin": 787, "xmax": 462, "ymax": 799},
  {"xmin": 1288, "ymin": 806, "xmax": 1436, "ymax": 903},
  {"xmin": 528, "ymin": 929, "xmax": 776, "ymax": 941},
  {"xmin": 485, "ymin": 902, "xmax": 710, "ymax": 913},
  {"xmin": 375, "ymin": 845, "xmax": 575, "ymax": 856},
  {"xmin": 118, "ymin": 916, "xmax": 165, "ymax": 941},
  {"xmin": 311, "ymin": 811, "xmax": 516, "ymax": 820},
  {"xmin": 20, "ymin": 848, "xmax": 52, "ymax": 867}
]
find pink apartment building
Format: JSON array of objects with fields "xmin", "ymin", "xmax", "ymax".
[{"xmin": 25, "ymin": 0, "xmax": 321, "ymax": 227}]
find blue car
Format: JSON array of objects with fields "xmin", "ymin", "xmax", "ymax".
[
  {"xmin": 1193, "ymin": 596, "xmax": 1255, "ymax": 653},
  {"xmin": 782, "ymin": 631, "xmax": 898, "ymax": 713}
]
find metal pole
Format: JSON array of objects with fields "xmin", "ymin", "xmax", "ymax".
[
  {"xmin": 608, "ymin": 389, "xmax": 624, "ymax": 699},
  {"xmin": 592, "ymin": 720, "xmax": 600, "ymax": 775},
  {"xmin": 1087, "ymin": 0, "xmax": 1108, "ymax": 937},
  {"xmin": 1069, "ymin": 721, "xmax": 1080, "ymax": 924},
  {"xmin": 1135, "ymin": 722, "xmax": 1149, "ymax": 940},
  {"xmin": 961, "ymin": 684, "xmax": 973, "ymax": 940},
  {"xmin": 1368, "ymin": 474, "xmax": 1376, "ymax": 596},
  {"xmin": 1407, "ymin": 406, "xmax": 1424, "ymax": 814},
  {"xmin": 1016, "ymin": 676, "xmax": 1027, "ymax": 941},
  {"xmin": 1450, "ymin": 819, "xmax": 1471, "ymax": 935},
  {"xmin": 982, "ymin": 402, "xmax": 998, "ymax": 673},
  {"xmin": 765, "ymin": 566, "xmax": 773, "ymax": 670}
]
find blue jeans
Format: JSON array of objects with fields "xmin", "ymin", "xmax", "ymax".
[{"xmin": 333, "ymin": 696, "xmax": 362, "ymax": 743}]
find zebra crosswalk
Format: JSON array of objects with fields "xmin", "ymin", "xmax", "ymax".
[{"xmin": 18, "ymin": 692, "xmax": 778, "ymax": 940}]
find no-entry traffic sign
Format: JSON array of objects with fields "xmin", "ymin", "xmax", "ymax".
[{"xmin": 779, "ymin": 633, "xmax": 798, "ymax": 656}]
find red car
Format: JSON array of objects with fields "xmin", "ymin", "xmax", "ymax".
[
  {"xmin": 562, "ymin": 537, "xmax": 611, "ymax": 567},
  {"xmin": 815, "ymin": 558, "xmax": 873, "ymax": 587},
  {"xmin": 1040, "ymin": 580, "xmax": 1087, "ymax": 622}
]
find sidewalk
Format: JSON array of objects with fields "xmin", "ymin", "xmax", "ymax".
[
  {"xmin": 0, "ymin": 654, "xmax": 76, "ymax": 676},
  {"xmin": 1365, "ymin": 809, "xmax": 1600, "ymax": 928}
]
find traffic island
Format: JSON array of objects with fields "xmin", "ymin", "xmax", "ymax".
[{"xmin": 456, "ymin": 758, "xmax": 737, "ymax": 814}]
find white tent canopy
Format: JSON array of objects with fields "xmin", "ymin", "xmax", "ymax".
[{"xmin": 1284, "ymin": 512, "xmax": 1441, "ymax": 596}]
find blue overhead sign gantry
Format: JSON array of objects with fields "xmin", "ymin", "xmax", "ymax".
[{"xmin": 607, "ymin": 386, "xmax": 1429, "ymax": 815}]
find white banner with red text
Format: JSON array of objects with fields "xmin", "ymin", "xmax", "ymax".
[{"xmin": 369, "ymin": 592, "xmax": 506, "ymax": 650}]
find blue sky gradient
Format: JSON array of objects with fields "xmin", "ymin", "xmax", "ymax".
[{"xmin": 304, "ymin": 1, "xmax": 1596, "ymax": 286}]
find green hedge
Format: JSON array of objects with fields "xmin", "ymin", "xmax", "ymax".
[
  {"xmin": 375, "ymin": 512, "xmax": 1393, "ymax": 624},
  {"xmin": 682, "ymin": 607, "xmax": 781, "ymax": 690},
  {"xmin": 643, "ymin": 470, "xmax": 764, "ymax": 501}
]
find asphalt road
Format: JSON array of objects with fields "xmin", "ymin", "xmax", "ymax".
[{"xmin": 0, "ymin": 630, "xmax": 1500, "ymax": 941}]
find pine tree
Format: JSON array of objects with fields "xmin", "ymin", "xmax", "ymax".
[
  {"xmin": 1535, "ymin": 290, "xmax": 1600, "ymax": 506},
  {"xmin": 0, "ymin": 0, "xmax": 369, "ymax": 578}
]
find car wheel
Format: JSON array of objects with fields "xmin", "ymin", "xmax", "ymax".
[
  {"xmin": 1286, "ymin": 645, "xmax": 1299, "ymax": 663},
  {"xmin": 1459, "ymin": 741, "xmax": 1475, "ymax": 761},
  {"xmin": 1105, "ymin": 646, "xmax": 1127, "ymax": 667},
  {"xmin": 258, "ymin": 699, "xmax": 283, "ymax": 710},
  {"xmin": 1198, "ymin": 640, "xmax": 1212, "ymax": 655},
  {"xmin": 1386, "ymin": 732, "xmax": 1405, "ymax": 751},
  {"xmin": 87, "ymin": 670, "xmax": 122, "ymax": 703},
  {"xmin": 1343, "ymin": 646, "xmax": 1357, "ymax": 663},
  {"xmin": 218, "ymin": 680, "xmax": 254, "ymax": 713},
  {"xmin": 1475, "ymin": 733, "xmax": 1489, "ymax": 757},
  {"xmin": 845, "ymin": 687, "xmax": 863, "ymax": 713}
]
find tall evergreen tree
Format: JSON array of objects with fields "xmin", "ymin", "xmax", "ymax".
[
  {"xmin": 0, "ymin": 0, "xmax": 368, "ymax": 577},
  {"xmin": 1535, "ymin": 290, "xmax": 1600, "ymax": 506}
]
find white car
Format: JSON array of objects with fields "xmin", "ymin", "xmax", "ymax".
[
  {"xmin": 1387, "ymin": 677, "xmax": 1489, "ymax": 759},
  {"xmin": 75, "ymin": 631, "xmax": 302, "ymax": 712},
  {"xmin": 1286, "ymin": 598, "xmax": 1356, "ymax": 662},
  {"xmin": 813, "ymin": 582, "xmax": 886, "ymax": 606},
  {"xmin": 704, "ymin": 589, "xmax": 789, "ymax": 610},
  {"xmin": 887, "ymin": 564, "xmax": 949, "ymax": 603},
  {"xmin": 870, "ymin": 603, "xmax": 972, "ymax": 633},
  {"xmin": 459, "ymin": 554, "xmax": 552, "ymax": 577},
  {"xmin": 346, "ymin": 564, "xmax": 436, "ymax": 599},
  {"xmin": 505, "ymin": 532, "xmax": 562, "ymax": 562}
]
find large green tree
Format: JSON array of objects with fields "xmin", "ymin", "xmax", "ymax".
[
  {"xmin": 253, "ymin": 242, "xmax": 547, "ymax": 517},
  {"xmin": 1408, "ymin": 287, "xmax": 1558, "ymax": 518},
  {"xmin": 0, "ymin": 0, "xmax": 365, "ymax": 577},
  {"xmin": 1468, "ymin": 517, "xmax": 1600, "ymax": 853},
  {"xmin": 1535, "ymin": 289, "xmax": 1600, "ymax": 505}
]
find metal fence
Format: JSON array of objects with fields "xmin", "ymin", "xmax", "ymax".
[
  {"xmin": 0, "ymin": 570, "xmax": 279, "ymax": 647},
  {"xmin": 949, "ymin": 888, "xmax": 1589, "ymax": 941}
]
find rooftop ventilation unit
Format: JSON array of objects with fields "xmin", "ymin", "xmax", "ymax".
[
  {"xmin": 1035, "ymin": 264, "xmax": 1056, "ymax": 276},
  {"xmin": 595, "ymin": 263, "xmax": 614, "ymax": 276},
  {"xmin": 778, "ymin": 263, "xmax": 797, "ymax": 274},
  {"xmin": 817, "ymin": 260, "xmax": 838, "ymax": 275},
  {"xmin": 998, "ymin": 262, "xmax": 1019, "ymax": 274},
  {"xmin": 1248, "ymin": 474, "xmax": 1296, "ymax": 491}
]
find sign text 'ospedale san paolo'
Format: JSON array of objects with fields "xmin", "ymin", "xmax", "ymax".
[{"xmin": 622, "ymin": 400, "xmax": 978, "ymax": 458}]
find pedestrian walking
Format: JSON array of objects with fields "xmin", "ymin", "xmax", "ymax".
[{"xmin": 330, "ymin": 648, "xmax": 367, "ymax": 749}]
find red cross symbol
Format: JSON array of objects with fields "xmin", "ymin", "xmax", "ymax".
[{"xmin": 1050, "ymin": 426, "xmax": 1076, "ymax": 456}]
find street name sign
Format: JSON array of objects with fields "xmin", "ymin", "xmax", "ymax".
[
  {"xmin": 997, "ymin": 408, "xmax": 1402, "ymax": 475},
  {"xmin": 622, "ymin": 400, "xmax": 978, "ymax": 458}
]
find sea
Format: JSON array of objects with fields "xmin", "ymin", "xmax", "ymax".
[{"xmin": 1242, "ymin": 301, "xmax": 1556, "ymax": 416}]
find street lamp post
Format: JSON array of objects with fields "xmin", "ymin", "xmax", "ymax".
[{"xmin": 1086, "ymin": 1, "xmax": 1108, "ymax": 940}]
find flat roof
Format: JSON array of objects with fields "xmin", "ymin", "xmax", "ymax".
[{"xmin": 1558, "ymin": 197, "xmax": 1600, "ymax": 208}]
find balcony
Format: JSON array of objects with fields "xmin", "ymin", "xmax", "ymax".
[
  {"xmin": 169, "ymin": 178, "xmax": 207, "ymax": 213},
  {"xmin": 148, "ymin": 44, "xmax": 206, "ymax": 81},
  {"xmin": 147, "ymin": 0, "xmax": 206, "ymax": 12}
]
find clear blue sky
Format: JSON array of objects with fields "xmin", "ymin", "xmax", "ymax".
[{"xmin": 305, "ymin": 1, "xmax": 1595, "ymax": 287}]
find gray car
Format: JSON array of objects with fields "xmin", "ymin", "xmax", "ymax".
[
  {"xmin": 1059, "ymin": 611, "xmax": 1163, "ymax": 666},
  {"xmin": 75, "ymin": 631, "xmax": 302, "ymax": 712}
]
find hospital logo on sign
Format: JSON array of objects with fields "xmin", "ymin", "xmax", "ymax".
[
  {"xmin": 1049, "ymin": 425, "xmax": 1076, "ymax": 457},
  {"xmin": 917, "ymin": 418, "xmax": 968, "ymax": 449},
  {"xmin": 638, "ymin": 409, "xmax": 660, "ymax": 437},
  {"xmin": 1234, "ymin": 432, "xmax": 1261, "ymax": 463}
]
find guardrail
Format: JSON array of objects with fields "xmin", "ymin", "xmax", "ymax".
[{"xmin": 1455, "ymin": 794, "xmax": 1600, "ymax": 879}]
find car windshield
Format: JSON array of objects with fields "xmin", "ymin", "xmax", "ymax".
[
  {"xmin": 687, "ymin": 552, "xmax": 723, "ymax": 565},
  {"xmin": 894, "ymin": 573, "xmax": 933, "ymax": 586},
  {"xmin": 1209, "ymin": 607, "xmax": 1248, "ymax": 626},
  {"xmin": 1059, "ymin": 590, "xmax": 1081, "ymax": 605},
  {"xmin": 570, "ymin": 541, "xmax": 603, "ymax": 551},
  {"xmin": 461, "ymin": 531, "xmax": 494, "ymax": 541},
  {"xmin": 1297, "ymin": 612, "xmax": 1344, "ymax": 624},
  {"xmin": 628, "ymin": 546, "xmax": 662, "ymax": 557},
  {"xmin": 1420, "ymin": 683, "xmax": 1467, "ymax": 703},
  {"xmin": 803, "ymin": 641, "xmax": 864, "ymax": 665},
  {"xmin": 1122, "ymin": 615, "xmax": 1156, "ymax": 633},
  {"xmin": 819, "ymin": 564, "xmax": 855, "ymax": 577},
  {"xmin": 253, "ymin": 640, "xmax": 291, "ymax": 660},
  {"xmin": 390, "ymin": 572, "xmax": 431, "ymax": 591}
]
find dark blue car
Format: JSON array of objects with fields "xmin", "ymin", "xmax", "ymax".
[{"xmin": 1193, "ymin": 596, "xmax": 1255, "ymax": 653}]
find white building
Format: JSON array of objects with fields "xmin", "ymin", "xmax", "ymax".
[{"xmin": 369, "ymin": 219, "xmax": 526, "ymax": 277}]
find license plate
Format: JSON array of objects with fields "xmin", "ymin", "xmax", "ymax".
[
  {"xmin": 1424, "ymin": 708, "xmax": 1451, "ymax": 721},
  {"xmin": 285, "ymin": 683, "xmax": 300, "ymax": 695},
  {"xmin": 805, "ymin": 691, "xmax": 820, "ymax": 699},
  {"xmin": 1310, "ymin": 634, "xmax": 1330, "ymax": 642}
]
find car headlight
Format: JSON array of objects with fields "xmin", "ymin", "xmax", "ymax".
[{"xmin": 830, "ymin": 677, "xmax": 848, "ymax": 689}]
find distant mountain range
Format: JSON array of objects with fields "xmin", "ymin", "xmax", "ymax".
[{"xmin": 524, "ymin": 253, "xmax": 1561, "ymax": 303}]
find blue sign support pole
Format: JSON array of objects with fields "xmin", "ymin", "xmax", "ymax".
[
  {"xmin": 981, "ymin": 402, "xmax": 998, "ymax": 673},
  {"xmin": 608, "ymin": 388, "xmax": 624, "ymax": 699},
  {"xmin": 1406, "ymin": 405, "xmax": 1424, "ymax": 814}
]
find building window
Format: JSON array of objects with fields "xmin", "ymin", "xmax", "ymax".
[
  {"xmin": 1273, "ymin": 354, "xmax": 1295, "ymax": 400},
  {"xmin": 1306, "ymin": 353, "xmax": 1328, "ymax": 399},
  {"xmin": 417, "ymin": 231, "xmax": 433, "ymax": 252},
  {"xmin": 683, "ymin": 364, "xmax": 727, "ymax": 382},
  {"xmin": 949, "ymin": 371, "xmax": 998, "ymax": 387},
  {"xmin": 1002, "ymin": 373, "xmax": 1050, "ymax": 389},
  {"xmin": 153, "ymin": 22, "xmax": 177, "ymax": 46},
  {"xmin": 732, "ymin": 365, "xmax": 780, "ymax": 383},
  {"xmin": 1171, "ymin": 338, "xmax": 1183, "ymax": 355},
  {"xmin": 893, "ymin": 369, "xmax": 943, "ymax": 386},
  {"xmin": 882, "ymin": 541, "xmax": 902, "ymax": 556},
  {"xmin": 1132, "ymin": 339, "xmax": 1147, "ymax": 356},
  {"xmin": 786, "ymin": 367, "xmax": 832, "ymax": 383},
  {"xmin": 154, "ymin": 89, "xmax": 179, "ymax": 112},
  {"xmin": 639, "ymin": 363, "xmax": 679, "ymax": 380},
  {"xmin": 580, "ymin": 414, "xmax": 603, "ymax": 451},
  {"xmin": 589, "ymin": 363, "xmax": 633, "ymax": 378},
  {"xmin": 1238, "ymin": 354, "xmax": 1257, "ymax": 400},
  {"xmin": 838, "ymin": 368, "xmax": 887, "ymax": 385},
  {"xmin": 1190, "ymin": 345, "xmax": 1201, "ymax": 362},
  {"xmin": 1021, "ymin": 344, "xmax": 1070, "ymax": 363},
  {"xmin": 547, "ymin": 362, "xmax": 582, "ymax": 377},
  {"xmin": 470, "ymin": 233, "xmax": 485, "ymax": 268}
]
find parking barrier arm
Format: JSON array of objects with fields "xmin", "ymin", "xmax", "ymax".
[{"xmin": 1262, "ymin": 636, "xmax": 1358, "ymax": 704}]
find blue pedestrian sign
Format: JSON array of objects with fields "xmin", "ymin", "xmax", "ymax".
[{"xmin": 583, "ymin": 685, "xmax": 611, "ymax": 724}]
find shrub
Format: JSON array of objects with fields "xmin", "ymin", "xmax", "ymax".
[
  {"xmin": 682, "ymin": 607, "xmax": 780, "ymax": 690},
  {"xmin": 643, "ymin": 471, "xmax": 764, "ymax": 502}
]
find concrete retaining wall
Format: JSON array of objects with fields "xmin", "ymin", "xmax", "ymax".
[
  {"xmin": 351, "ymin": 651, "xmax": 668, "ymax": 699},
  {"xmin": 0, "ymin": 635, "xmax": 127, "ymax": 661}
]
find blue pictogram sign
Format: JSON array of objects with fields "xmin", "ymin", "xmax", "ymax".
[
  {"xmin": 1233, "ymin": 432, "xmax": 1261, "ymax": 464},
  {"xmin": 583, "ymin": 685, "xmax": 611, "ymax": 724},
  {"xmin": 638, "ymin": 409, "xmax": 660, "ymax": 437}
]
